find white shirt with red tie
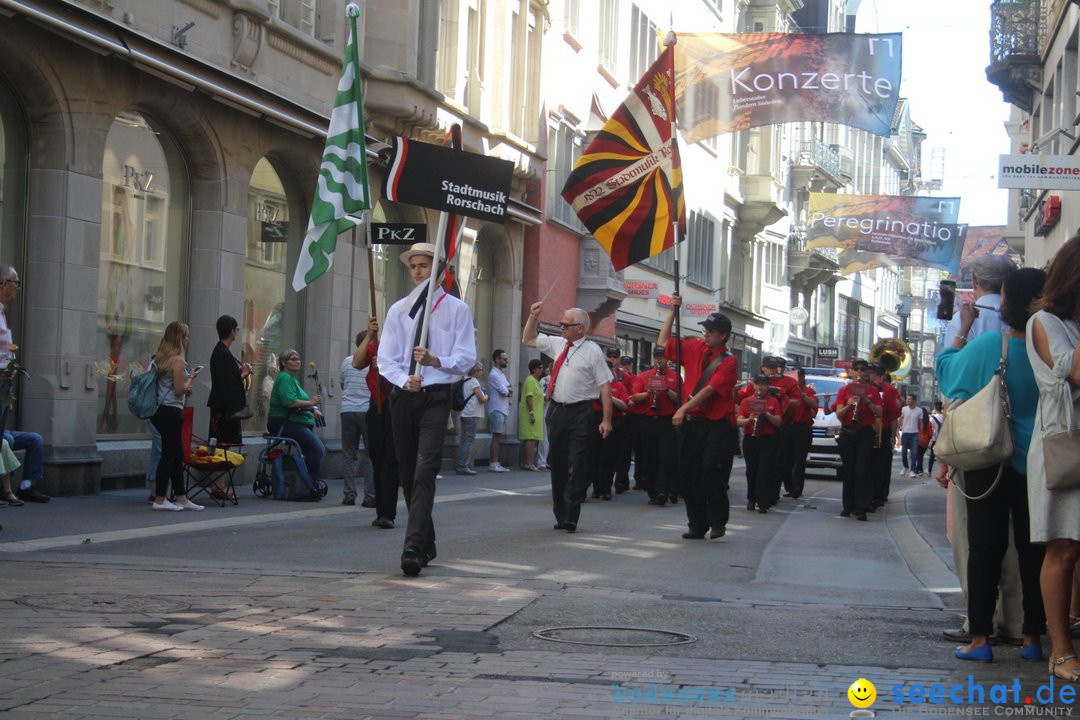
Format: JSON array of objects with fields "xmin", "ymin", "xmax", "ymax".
[{"xmin": 536, "ymin": 334, "xmax": 610, "ymax": 404}]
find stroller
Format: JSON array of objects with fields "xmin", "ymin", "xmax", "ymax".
[{"xmin": 252, "ymin": 427, "xmax": 328, "ymax": 501}]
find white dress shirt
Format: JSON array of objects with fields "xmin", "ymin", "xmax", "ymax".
[
  {"xmin": 535, "ymin": 333, "xmax": 610, "ymax": 404},
  {"xmin": 944, "ymin": 293, "xmax": 1005, "ymax": 345},
  {"xmin": 487, "ymin": 366, "xmax": 511, "ymax": 415},
  {"xmin": 377, "ymin": 280, "xmax": 477, "ymax": 389}
]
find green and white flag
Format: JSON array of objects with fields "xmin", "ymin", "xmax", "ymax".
[{"xmin": 292, "ymin": 2, "xmax": 371, "ymax": 291}]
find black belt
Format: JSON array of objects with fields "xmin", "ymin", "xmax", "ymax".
[
  {"xmin": 390, "ymin": 383, "xmax": 451, "ymax": 397},
  {"xmin": 548, "ymin": 399, "xmax": 594, "ymax": 410}
]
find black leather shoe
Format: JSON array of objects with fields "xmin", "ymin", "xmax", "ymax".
[
  {"xmin": 564, "ymin": 522, "xmax": 577, "ymax": 533},
  {"xmin": 648, "ymin": 497, "xmax": 666, "ymax": 506},
  {"xmin": 601, "ymin": 493, "xmax": 611, "ymax": 501},
  {"xmin": 758, "ymin": 506, "xmax": 768, "ymax": 514},
  {"xmin": 421, "ymin": 548, "xmax": 437, "ymax": 567},
  {"xmin": 400, "ymin": 548, "xmax": 422, "ymax": 576},
  {"xmin": 554, "ymin": 521, "xmax": 568, "ymax": 530},
  {"xmin": 372, "ymin": 517, "xmax": 394, "ymax": 529},
  {"xmin": 856, "ymin": 512, "xmax": 868, "ymax": 521},
  {"xmin": 668, "ymin": 494, "xmax": 679, "ymax": 504},
  {"xmin": 710, "ymin": 527, "xmax": 726, "ymax": 539},
  {"xmin": 840, "ymin": 510, "xmax": 851, "ymax": 518},
  {"xmin": 614, "ymin": 485, "xmax": 628, "ymax": 494},
  {"xmin": 590, "ymin": 492, "xmax": 601, "ymax": 499},
  {"xmin": 18, "ymin": 487, "xmax": 50, "ymax": 503},
  {"xmin": 783, "ymin": 492, "xmax": 794, "ymax": 498},
  {"xmin": 746, "ymin": 501, "xmax": 755, "ymax": 511},
  {"xmin": 943, "ymin": 627, "xmax": 971, "ymax": 643},
  {"xmin": 682, "ymin": 530, "xmax": 706, "ymax": 539}
]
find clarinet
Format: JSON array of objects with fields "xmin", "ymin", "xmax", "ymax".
[
  {"xmin": 850, "ymin": 391, "xmax": 861, "ymax": 427},
  {"xmin": 650, "ymin": 367, "xmax": 662, "ymax": 412}
]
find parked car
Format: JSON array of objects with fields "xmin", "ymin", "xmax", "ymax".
[{"xmin": 804, "ymin": 374, "xmax": 848, "ymax": 479}]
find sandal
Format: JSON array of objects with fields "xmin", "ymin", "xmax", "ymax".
[
  {"xmin": 3, "ymin": 493, "xmax": 24, "ymax": 507},
  {"xmin": 1049, "ymin": 655, "xmax": 1080, "ymax": 682}
]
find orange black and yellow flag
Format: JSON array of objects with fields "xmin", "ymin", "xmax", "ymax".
[{"xmin": 561, "ymin": 45, "xmax": 686, "ymax": 272}]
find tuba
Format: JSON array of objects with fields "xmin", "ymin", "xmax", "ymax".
[{"xmin": 870, "ymin": 338, "xmax": 913, "ymax": 382}]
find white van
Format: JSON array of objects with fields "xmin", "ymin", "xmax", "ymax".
[{"xmin": 803, "ymin": 374, "xmax": 848, "ymax": 480}]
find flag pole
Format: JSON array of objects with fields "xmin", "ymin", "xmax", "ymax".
[
  {"xmin": 409, "ymin": 210, "xmax": 449, "ymax": 376},
  {"xmin": 665, "ymin": 30, "xmax": 683, "ymax": 401}
]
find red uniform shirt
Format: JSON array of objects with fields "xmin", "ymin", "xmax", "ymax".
[
  {"xmin": 631, "ymin": 367, "xmax": 680, "ymax": 417},
  {"xmin": 878, "ymin": 382, "xmax": 902, "ymax": 425},
  {"xmin": 831, "ymin": 382, "xmax": 882, "ymax": 428},
  {"xmin": 358, "ymin": 340, "xmax": 390, "ymax": 411},
  {"xmin": 738, "ymin": 394, "xmax": 782, "ymax": 437},
  {"xmin": 593, "ymin": 377, "xmax": 630, "ymax": 417},
  {"xmin": 790, "ymin": 384, "xmax": 818, "ymax": 425},
  {"xmin": 665, "ymin": 337, "xmax": 737, "ymax": 421},
  {"xmin": 614, "ymin": 367, "xmax": 637, "ymax": 394},
  {"xmin": 737, "ymin": 373, "xmax": 800, "ymax": 421}
]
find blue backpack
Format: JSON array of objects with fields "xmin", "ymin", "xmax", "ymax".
[{"xmin": 128, "ymin": 363, "xmax": 160, "ymax": 420}]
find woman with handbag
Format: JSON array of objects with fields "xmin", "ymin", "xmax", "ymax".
[
  {"xmin": 1027, "ymin": 235, "xmax": 1080, "ymax": 683},
  {"xmin": 936, "ymin": 267, "xmax": 1047, "ymax": 664},
  {"xmin": 207, "ymin": 314, "xmax": 252, "ymax": 501}
]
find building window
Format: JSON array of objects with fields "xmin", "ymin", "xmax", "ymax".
[
  {"xmin": 97, "ymin": 111, "xmax": 188, "ymax": 435},
  {"xmin": 629, "ymin": 4, "xmax": 659, "ymax": 82},
  {"xmin": 598, "ymin": 0, "xmax": 620, "ymax": 74},
  {"xmin": 244, "ymin": 158, "xmax": 303, "ymax": 431},
  {"xmin": 267, "ymin": 0, "xmax": 319, "ymax": 37},
  {"xmin": 547, "ymin": 119, "xmax": 586, "ymax": 230},
  {"xmin": 686, "ymin": 211, "xmax": 714, "ymax": 287},
  {"xmin": 565, "ymin": 0, "xmax": 580, "ymax": 37},
  {"xmin": 764, "ymin": 240, "xmax": 785, "ymax": 286},
  {"xmin": 510, "ymin": 4, "xmax": 542, "ymax": 141},
  {"xmin": 0, "ymin": 76, "xmax": 26, "ymax": 414},
  {"xmin": 436, "ymin": 0, "xmax": 461, "ymax": 100}
]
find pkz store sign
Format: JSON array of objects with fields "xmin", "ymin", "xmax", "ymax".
[{"xmin": 370, "ymin": 223, "xmax": 427, "ymax": 245}]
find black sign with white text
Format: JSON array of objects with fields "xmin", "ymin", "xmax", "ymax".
[
  {"xmin": 370, "ymin": 223, "xmax": 427, "ymax": 245},
  {"xmin": 384, "ymin": 137, "xmax": 514, "ymax": 223}
]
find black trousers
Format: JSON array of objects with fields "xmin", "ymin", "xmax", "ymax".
[
  {"xmin": 965, "ymin": 464, "xmax": 1046, "ymax": 637},
  {"xmin": 743, "ymin": 433, "xmax": 777, "ymax": 509},
  {"xmin": 641, "ymin": 415, "xmax": 676, "ymax": 499},
  {"xmin": 773, "ymin": 425, "xmax": 795, "ymax": 503},
  {"xmin": 872, "ymin": 439, "xmax": 893, "ymax": 506},
  {"xmin": 679, "ymin": 418, "xmax": 734, "ymax": 533},
  {"xmin": 593, "ymin": 416, "xmax": 623, "ymax": 495},
  {"xmin": 366, "ymin": 406, "xmax": 399, "ymax": 521},
  {"xmin": 547, "ymin": 401, "xmax": 597, "ymax": 525},
  {"xmin": 784, "ymin": 422, "xmax": 813, "ymax": 497},
  {"xmin": 390, "ymin": 386, "xmax": 450, "ymax": 555},
  {"xmin": 838, "ymin": 425, "xmax": 874, "ymax": 514},
  {"xmin": 616, "ymin": 414, "xmax": 636, "ymax": 490}
]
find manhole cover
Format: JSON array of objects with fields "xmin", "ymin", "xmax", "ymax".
[
  {"xmin": 533, "ymin": 625, "xmax": 696, "ymax": 647},
  {"xmin": 16, "ymin": 594, "xmax": 192, "ymax": 615}
]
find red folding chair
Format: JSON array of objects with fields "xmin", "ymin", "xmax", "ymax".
[{"xmin": 182, "ymin": 407, "xmax": 244, "ymax": 506}]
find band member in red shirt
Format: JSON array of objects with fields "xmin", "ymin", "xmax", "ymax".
[
  {"xmin": 630, "ymin": 347, "xmax": 680, "ymax": 505},
  {"xmin": 658, "ymin": 295, "xmax": 738, "ymax": 540},
  {"xmin": 738, "ymin": 375, "xmax": 783, "ymax": 513},
  {"xmin": 592, "ymin": 363, "xmax": 630, "ymax": 500},
  {"xmin": 784, "ymin": 368, "xmax": 818, "ymax": 500},
  {"xmin": 737, "ymin": 356, "xmax": 800, "ymax": 507},
  {"xmin": 830, "ymin": 358, "xmax": 883, "ymax": 521},
  {"xmin": 870, "ymin": 362, "xmax": 902, "ymax": 509}
]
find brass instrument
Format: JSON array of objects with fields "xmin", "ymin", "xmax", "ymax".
[
  {"xmin": 650, "ymin": 367, "xmax": 663, "ymax": 413},
  {"xmin": 870, "ymin": 337, "xmax": 913, "ymax": 382}
]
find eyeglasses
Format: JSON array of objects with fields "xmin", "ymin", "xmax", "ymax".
[
  {"xmin": 558, "ymin": 322, "xmax": 582, "ymax": 329},
  {"xmin": 3, "ymin": 280, "xmax": 19, "ymax": 287}
]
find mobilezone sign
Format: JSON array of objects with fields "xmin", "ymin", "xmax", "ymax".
[{"xmin": 998, "ymin": 154, "xmax": 1080, "ymax": 190}]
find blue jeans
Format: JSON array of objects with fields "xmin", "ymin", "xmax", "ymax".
[
  {"xmin": 457, "ymin": 416, "xmax": 479, "ymax": 469},
  {"xmin": 267, "ymin": 417, "xmax": 326, "ymax": 482},
  {"xmin": 5, "ymin": 430, "xmax": 43, "ymax": 486},
  {"xmin": 900, "ymin": 432, "xmax": 921, "ymax": 472}
]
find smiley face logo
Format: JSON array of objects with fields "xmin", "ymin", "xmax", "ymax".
[{"xmin": 847, "ymin": 678, "xmax": 876, "ymax": 708}]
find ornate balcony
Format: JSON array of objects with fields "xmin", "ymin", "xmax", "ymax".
[
  {"xmin": 986, "ymin": 0, "xmax": 1043, "ymax": 113},
  {"xmin": 790, "ymin": 138, "xmax": 845, "ymax": 191},
  {"xmin": 787, "ymin": 232, "xmax": 839, "ymax": 291}
]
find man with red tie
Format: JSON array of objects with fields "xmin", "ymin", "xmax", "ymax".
[
  {"xmin": 657, "ymin": 293, "xmax": 738, "ymax": 541},
  {"xmin": 830, "ymin": 358, "xmax": 883, "ymax": 521},
  {"xmin": 523, "ymin": 301, "xmax": 612, "ymax": 533}
]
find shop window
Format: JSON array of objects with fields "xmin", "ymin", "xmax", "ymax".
[
  {"xmin": 97, "ymin": 111, "xmax": 188, "ymax": 435},
  {"xmin": 244, "ymin": 158, "xmax": 302, "ymax": 431},
  {"xmin": 0, "ymin": 76, "xmax": 26, "ymax": 363}
]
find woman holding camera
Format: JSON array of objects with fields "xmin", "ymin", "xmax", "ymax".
[{"xmin": 936, "ymin": 268, "xmax": 1047, "ymax": 663}]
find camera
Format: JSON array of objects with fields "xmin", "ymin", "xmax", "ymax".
[{"xmin": 936, "ymin": 280, "xmax": 956, "ymax": 321}]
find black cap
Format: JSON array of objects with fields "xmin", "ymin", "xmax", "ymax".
[
  {"xmin": 606, "ymin": 347, "xmax": 620, "ymax": 358},
  {"xmin": 851, "ymin": 358, "xmax": 869, "ymax": 369},
  {"xmin": 700, "ymin": 312, "xmax": 732, "ymax": 334},
  {"xmin": 761, "ymin": 355, "xmax": 786, "ymax": 368},
  {"xmin": 752, "ymin": 374, "xmax": 770, "ymax": 384},
  {"xmin": 652, "ymin": 347, "xmax": 666, "ymax": 356},
  {"xmin": 868, "ymin": 361, "xmax": 885, "ymax": 374},
  {"xmin": 620, "ymin": 356, "xmax": 634, "ymax": 364}
]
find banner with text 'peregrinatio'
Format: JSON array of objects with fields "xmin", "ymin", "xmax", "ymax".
[
  {"xmin": 807, "ymin": 193, "xmax": 963, "ymax": 275},
  {"xmin": 673, "ymin": 32, "xmax": 902, "ymax": 140}
]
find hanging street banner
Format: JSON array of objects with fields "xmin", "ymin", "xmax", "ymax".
[
  {"xmin": 998, "ymin": 153, "xmax": 1080, "ymax": 190},
  {"xmin": 384, "ymin": 137, "xmax": 514, "ymax": 223},
  {"xmin": 561, "ymin": 45, "xmax": 686, "ymax": 271},
  {"xmin": 673, "ymin": 32, "xmax": 902, "ymax": 140},
  {"xmin": 807, "ymin": 193, "xmax": 964, "ymax": 275}
]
